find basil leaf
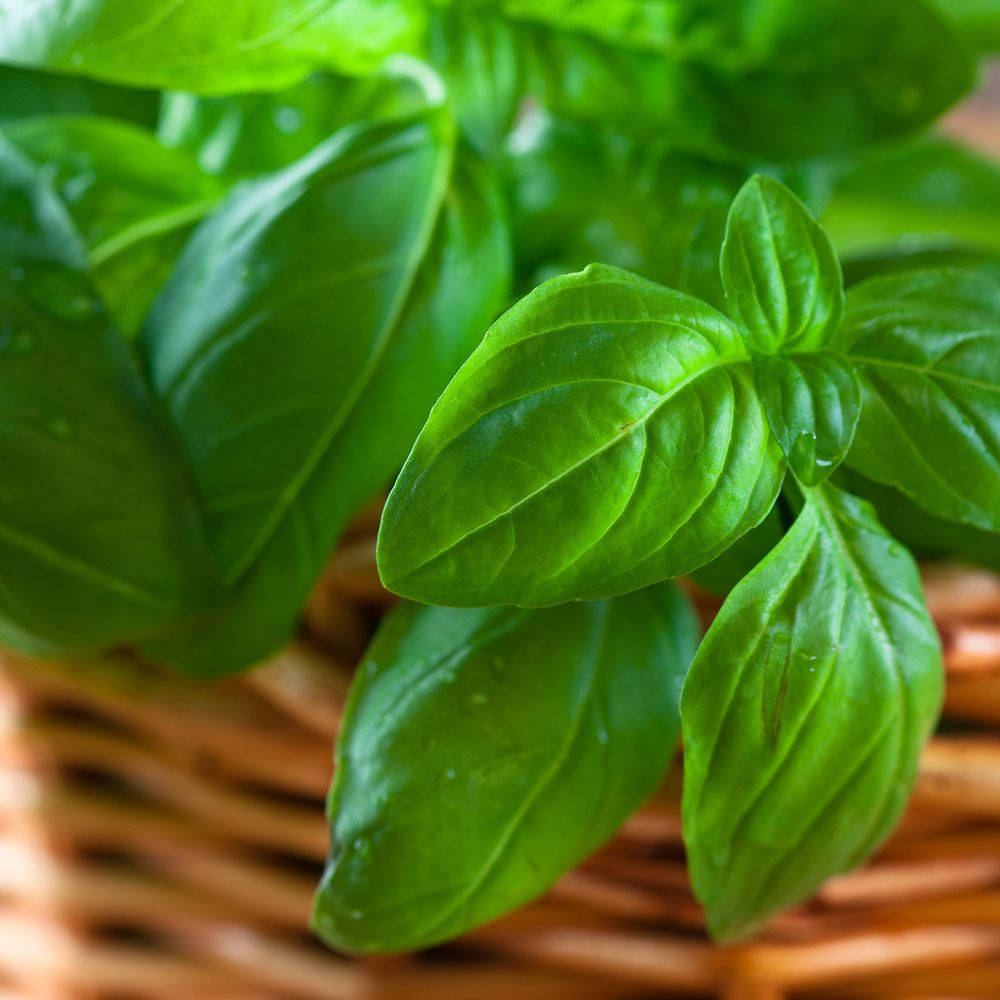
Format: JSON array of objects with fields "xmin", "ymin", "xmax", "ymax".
[
  {"xmin": 823, "ymin": 138, "xmax": 1000, "ymax": 260},
  {"xmin": 0, "ymin": 0, "xmax": 425, "ymax": 93},
  {"xmin": 3, "ymin": 115, "xmax": 223, "ymax": 336},
  {"xmin": 140, "ymin": 109, "xmax": 510, "ymax": 676},
  {"xmin": 313, "ymin": 582, "xmax": 699, "ymax": 953},
  {"xmin": 753, "ymin": 355, "xmax": 861, "ymax": 486},
  {"xmin": 157, "ymin": 68, "xmax": 430, "ymax": 178},
  {"xmin": 378, "ymin": 263, "xmax": 785, "ymax": 607},
  {"xmin": 681, "ymin": 484, "xmax": 942, "ymax": 941},
  {"xmin": 519, "ymin": 0, "xmax": 974, "ymax": 161},
  {"xmin": 0, "ymin": 63, "xmax": 158, "ymax": 126},
  {"xmin": 843, "ymin": 268, "xmax": 1000, "ymax": 532},
  {"xmin": 842, "ymin": 246, "xmax": 1000, "ymax": 288},
  {"xmin": 835, "ymin": 467, "xmax": 1000, "ymax": 573},
  {"xmin": 929, "ymin": 0, "xmax": 1000, "ymax": 51},
  {"xmin": 0, "ymin": 136, "xmax": 220, "ymax": 656},
  {"xmin": 428, "ymin": 9, "xmax": 522, "ymax": 158},
  {"xmin": 722, "ymin": 176, "xmax": 844, "ymax": 355}
]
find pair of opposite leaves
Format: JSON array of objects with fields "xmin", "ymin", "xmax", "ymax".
[
  {"xmin": 0, "ymin": 105, "xmax": 510, "ymax": 671},
  {"xmin": 316, "ymin": 175, "xmax": 1000, "ymax": 947}
]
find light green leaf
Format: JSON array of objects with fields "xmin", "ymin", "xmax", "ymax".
[
  {"xmin": 843, "ymin": 268, "xmax": 1000, "ymax": 532},
  {"xmin": 140, "ymin": 108, "xmax": 510, "ymax": 676},
  {"xmin": 378, "ymin": 263, "xmax": 785, "ymax": 607},
  {"xmin": 0, "ymin": 135, "xmax": 221, "ymax": 656},
  {"xmin": 0, "ymin": 0, "xmax": 425, "ymax": 93},
  {"xmin": 313, "ymin": 582, "xmax": 699, "ymax": 953},
  {"xmin": 689, "ymin": 502, "xmax": 786, "ymax": 596},
  {"xmin": 754, "ymin": 355, "xmax": 861, "ymax": 485},
  {"xmin": 3, "ymin": 114, "xmax": 223, "ymax": 336},
  {"xmin": 427, "ymin": 9, "xmax": 522, "ymax": 157},
  {"xmin": 824, "ymin": 139, "xmax": 1000, "ymax": 260},
  {"xmin": 722, "ymin": 176, "xmax": 844, "ymax": 355},
  {"xmin": 681, "ymin": 484, "xmax": 942, "ymax": 941},
  {"xmin": 928, "ymin": 0, "xmax": 1000, "ymax": 51}
]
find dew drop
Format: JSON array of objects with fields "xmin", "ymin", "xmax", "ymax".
[
  {"xmin": 349, "ymin": 909, "xmax": 363, "ymax": 921},
  {"xmin": 597, "ymin": 729, "xmax": 610, "ymax": 745},
  {"xmin": 272, "ymin": 105, "xmax": 304, "ymax": 134},
  {"xmin": 445, "ymin": 768, "xmax": 456, "ymax": 780}
]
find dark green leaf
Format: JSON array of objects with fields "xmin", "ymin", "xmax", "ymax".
[
  {"xmin": 843, "ymin": 268, "xmax": 1000, "ymax": 532},
  {"xmin": 842, "ymin": 246, "xmax": 1000, "ymax": 288},
  {"xmin": 313, "ymin": 582, "xmax": 699, "ymax": 953},
  {"xmin": 428, "ymin": 9, "xmax": 522, "ymax": 157},
  {"xmin": 722, "ymin": 176, "xmax": 844, "ymax": 355},
  {"xmin": 681, "ymin": 484, "xmax": 942, "ymax": 941},
  {"xmin": 0, "ymin": 63, "xmax": 158, "ymax": 126},
  {"xmin": 823, "ymin": 139, "xmax": 1000, "ymax": 260},
  {"xmin": 157, "ymin": 68, "xmax": 431, "ymax": 177},
  {"xmin": 378, "ymin": 264, "xmax": 785, "ymax": 607},
  {"xmin": 753, "ymin": 355, "xmax": 861, "ymax": 486},
  {"xmin": 0, "ymin": 136, "xmax": 220, "ymax": 655},
  {"xmin": 0, "ymin": 1, "xmax": 425, "ymax": 93},
  {"xmin": 3, "ymin": 115, "xmax": 223, "ymax": 336},
  {"xmin": 140, "ymin": 109, "xmax": 510, "ymax": 676}
]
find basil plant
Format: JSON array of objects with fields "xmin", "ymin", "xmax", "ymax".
[
  {"xmin": 0, "ymin": 0, "xmax": 999, "ymax": 960},
  {"xmin": 318, "ymin": 176, "xmax": 1000, "ymax": 948}
]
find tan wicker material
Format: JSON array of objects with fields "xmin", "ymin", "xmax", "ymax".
[{"xmin": 1, "ymin": 498, "xmax": 999, "ymax": 999}]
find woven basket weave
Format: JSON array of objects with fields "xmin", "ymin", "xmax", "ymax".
[{"xmin": 2, "ymin": 496, "xmax": 1000, "ymax": 1000}]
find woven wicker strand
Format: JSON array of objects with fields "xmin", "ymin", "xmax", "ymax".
[{"xmin": 1, "ymin": 505, "xmax": 1000, "ymax": 999}]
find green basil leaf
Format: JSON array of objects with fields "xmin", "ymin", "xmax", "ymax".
[
  {"xmin": 753, "ymin": 355, "xmax": 861, "ymax": 486},
  {"xmin": 518, "ymin": 0, "xmax": 974, "ymax": 161},
  {"xmin": 313, "ymin": 582, "xmax": 699, "ymax": 953},
  {"xmin": 681, "ymin": 484, "xmax": 942, "ymax": 941},
  {"xmin": 0, "ymin": 63, "xmax": 158, "ymax": 126},
  {"xmin": 139, "ymin": 109, "xmax": 510, "ymax": 676},
  {"xmin": 427, "ymin": 9, "xmax": 522, "ymax": 158},
  {"xmin": 929, "ymin": 0, "xmax": 1000, "ymax": 51},
  {"xmin": 722, "ymin": 176, "xmax": 844, "ymax": 355},
  {"xmin": 835, "ymin": 467, "xmax": 1000, "ymax": 573},
  {"xmin": 0, "ymin": 0, "xmax": 424, "ymax": 92},
  {"xmin": 0, "ymin": 136, "xmax": 220, "ymax": 656},
  {"xmin": 378, "ymin": 263, "xmax": 785, "ymax": 607},
  {"xmin": 843, "ymin": 268, "xmax": 1000, "ymax": 532},
  {"xmin": 3, "ymin": 114, "xmax": 223, "ymax": 336},
  {"xmin": 823, "ymin": 139, "xmax": 1000, "ymax": 260},
  {"xmin": 842, "ymin": 246, "xmax": 1000, "ymax": 288},
  {"xmin": 689, "ymin": 501, "xmax": 786, "ymax": 596},
  {"xmin": 157, "ymin": 68, "xmax": 430, "ymax": 178}
]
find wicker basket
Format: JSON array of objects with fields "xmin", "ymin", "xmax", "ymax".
[{"xmin": 1, "ymin": 495, "xmax": 999, "ymax": 1000}]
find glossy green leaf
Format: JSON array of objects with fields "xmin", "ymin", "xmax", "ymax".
[
  {"xmin": 3, "ymin": 115, "xmax": 224, "ymax": 336},
  {"xmin": 842, "ymin": 268, "xmax": 1000, "ymax": 532},
  {"xmin": 157, "ymin": 67, "xmax": 431, "ymax": 178},
  {"xmin": 140, "ymin": 109, "xmax": 510, "ymax": 676},
  {"xmin": 681, "ymin": 484, "xmax": 942, "ymax": 941},
  {"xmin": 0, "ymin": 63, "xmax": 157, "ymax": 126},
  {"xmin": 0, "ymin": 136, "xmax": 220, "ymax": 656},
  {"xmin": 722, "ymin": 176, "xmax": 844, "ymax": 355},
  {"xmin": 835, "ymin": 467, "xmax": 1000, "ymax": 573},
  {"xmin": 823, "ymin": 139, "xmax": 1000, "ymax": 260},
  {"xmin": 378, "ymin": 263, "xmax": 785, "ymax": 608},
  {"xmin": 0, "ymin": 0, "xmax": 425, "ymax": 93},
  {"xmin": 753, "ymin": 355, "xmax": 861, "ymax": 486},
  {"xmin": 313, "ymin": 582, "xmax": 700, "ymax": 953},
  {"xmin": 427, "ymin": 9, "xmax": 522, "ymax": 157}
]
